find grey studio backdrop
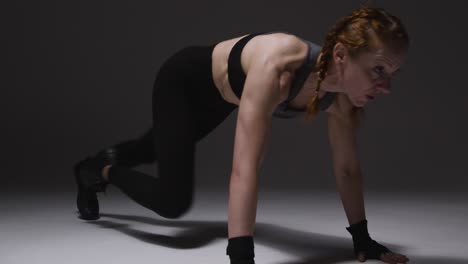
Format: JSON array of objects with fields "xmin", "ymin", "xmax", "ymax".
[{"xmin": 3, "ymin": 0, "xmax": 467, "ymax": 194}]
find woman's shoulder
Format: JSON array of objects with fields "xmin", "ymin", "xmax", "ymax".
[
  {"xmin": 246, "ymin": 32, "xmax": 310, "ymax": 71},
  {"xmin": 257, "ymin": 31, "xmax": 309, "ymax": 50}
]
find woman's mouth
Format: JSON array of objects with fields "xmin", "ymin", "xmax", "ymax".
[{"xmin": 366, "ymin": 95, "xmax": 375, "ymax": 100}]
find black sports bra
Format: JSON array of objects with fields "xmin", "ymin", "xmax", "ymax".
[{"xmin": 227, "ymin": 31, "xmax": 337, "ymax": 118}]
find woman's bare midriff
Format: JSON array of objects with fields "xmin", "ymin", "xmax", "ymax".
[{"xmin": 211, "ymin": 33, "xmax": 324, "ymax": 110}]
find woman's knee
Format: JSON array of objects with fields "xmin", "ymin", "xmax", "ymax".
[{"xmin": 148, "ymin": 192, "xmax": 194, "ymax": 219}]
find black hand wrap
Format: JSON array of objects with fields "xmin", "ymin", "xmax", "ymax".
[
  {"xmin": 226, "ymin": 236, "xmax": 255, "ymax": 264},
  {"xmin": 346, "ymin": 219, "xmax": 390, "ymax": 259}
]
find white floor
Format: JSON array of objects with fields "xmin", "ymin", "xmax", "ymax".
[{"xmin": 1, "ymin": 189, "xmax": 467, "ymax": 264}]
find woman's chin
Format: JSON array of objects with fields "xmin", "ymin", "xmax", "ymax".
[{"xmin": 350, "ymin": 97, "xmax": 365, "ymax": 107}]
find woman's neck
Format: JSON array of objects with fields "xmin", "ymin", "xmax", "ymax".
[
  {"xmin": 310, "ymin": 52, "xmax": 345, "ymax": 93},
  {"xmin": 288, "ymin": 55, "xmax": 346, "ymax": 109},
  {"xmin": 302, "ymin": 69, "xmax": 344, "ymax": 96}
]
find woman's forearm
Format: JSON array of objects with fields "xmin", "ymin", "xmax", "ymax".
[
  {"xmin": 228, "ymin": 171, "xmax": 259, "ymax": 238},
  {"xmin": 335, "ymin": 170, "xmax": 367, "ymax": 225}
]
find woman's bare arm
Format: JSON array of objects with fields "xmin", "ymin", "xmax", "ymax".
[
  {"xmin": 327, "ymin": 96, "xmax": 411, "ymax": 263},
  {"xmin": 228, "ymin": 67, "xmax": 277, "ymax": 238},
  {"xmin": 228, "ymin": 35, "xmax": 308, "ymax": 238},
  {"xmin": 327, "ymin": 95, "xmax": 366, "ymax": 225}
]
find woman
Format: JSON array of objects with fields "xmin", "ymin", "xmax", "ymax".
[{"xmin": 74, "ymin": 6, "xmax": 410, "ymax": 264}]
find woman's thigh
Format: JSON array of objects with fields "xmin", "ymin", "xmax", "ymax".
[
  {"xmin": 152, "ymin": 45, "xmax": 237, "ymax": 145},
  {"xmin": 151, "ymin": 47, "xmax": 199, "ymax": 192}
]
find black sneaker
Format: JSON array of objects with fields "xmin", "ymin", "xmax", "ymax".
[{"xmin": 74, "ymin": 155, "xmax": 110, "ymax": 220}]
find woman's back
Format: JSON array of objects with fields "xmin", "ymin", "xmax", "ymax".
[
  {"xmin": 211, "ymin": 32, "xmax": 337, "ymax": 117},
  {"xmin": 211, "ymin": 32, "xmax": 308, "ymax": 106}
]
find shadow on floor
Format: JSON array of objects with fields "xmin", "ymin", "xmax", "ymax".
[{"xmin": 83, "ymin": 212, "xmax": 466, "ymax": 264}]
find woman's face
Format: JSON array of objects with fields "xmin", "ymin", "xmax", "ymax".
[{"xmin": 340, "ymin": 44, "xmax": 407, "ymax": 107}]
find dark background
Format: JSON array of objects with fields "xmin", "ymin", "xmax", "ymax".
[{"xmin": 3, "ymin": 0, "xmax": 467, "ymax": 193}]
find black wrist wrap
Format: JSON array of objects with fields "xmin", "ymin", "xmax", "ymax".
[
  {"xmin": 226, "ymin": 236, "xmax": 255, "ymax": 264},
  {"xmin": 345, "ymin": 219, "xmax": 390, "ymax": 259}
]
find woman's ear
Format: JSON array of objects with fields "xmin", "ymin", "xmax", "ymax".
[
  {"xmin": 331, "ymin": 42, "xmax": 348, "ymax": 86},
  {"xmin": 332, "ymin": 42, "xmax": 347, "ymax": 64}
]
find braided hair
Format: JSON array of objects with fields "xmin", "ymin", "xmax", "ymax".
[{"xmin": 304, "ymin": 5, "xmax": 410, "ymax": 126}]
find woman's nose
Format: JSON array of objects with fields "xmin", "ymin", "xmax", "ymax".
[{"xmin": 376, "ymin": 79, "xmax": 391, "ymax": 95}]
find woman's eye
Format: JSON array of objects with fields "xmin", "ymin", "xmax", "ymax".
[
  {"xmin": 374, "ymin": 66, "xmax": 384, "ymax": 74},
  {"xmin": 372, "ymin": 66, "xmax": 385, "ymax": 79}
]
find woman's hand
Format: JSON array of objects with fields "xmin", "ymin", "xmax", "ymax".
[
  {"xmin": 354, "ymin": 239, "xmax": 410, "ymax": 263},
  {"xmin": 346, "ymin": 220, "xmax": 410, "ymax": 263}
]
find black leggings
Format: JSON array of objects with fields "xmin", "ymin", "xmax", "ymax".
[{"xmin": 107, "ymin": 44, "xmax": 237, "ymax": 219}]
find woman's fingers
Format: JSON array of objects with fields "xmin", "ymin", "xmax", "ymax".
[
  {"xmin": 357, "ymin": 252, "xmax": 366, "ymax": 262},
  {"xmin": 358, "ymin": 250, "xmax": 410, "ymax": 263},
  {"xmin": 380, "ymin": 252, "xmax": 397, "ymax": 263},
  {"xmin": 381, "ymin": 252, "xmax": 409, "ymax": 263},
  {"xmin": 390, "ymin": 252, "xmax": 410, "ymax": 263}
]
